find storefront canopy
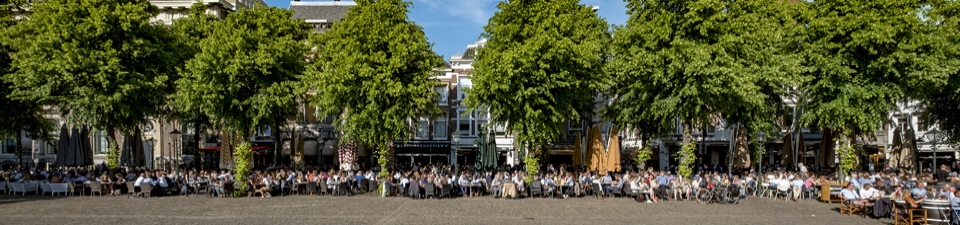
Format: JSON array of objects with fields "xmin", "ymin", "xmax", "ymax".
[{"xmin": 200, "ymin": 145, "xmax": 270, "ymax": 152}]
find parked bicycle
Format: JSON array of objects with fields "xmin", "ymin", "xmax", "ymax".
[{"xmin": 696, "ymin": 183, "xmax": 741, "ymax": 204}]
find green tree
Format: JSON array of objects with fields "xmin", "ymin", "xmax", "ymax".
[
  {"xmin": 918, "ymin": 0, "xmax": 960, "ymax": 144},
  {"xmin": 0, "ymin": 0, "xmax": 56, "ymax": 168},
  {"xmin": 2, "ymin": 0, "xmax": 180, "ymax": 167},
  {"xmin": 607, "ymin": 0, "xmax": 804, "ymax": 172},
  {"xmin": 800, "ymin": 0, "xmax": 952, "ymax": 140},
  {"xmin": 466, "ymin": 0, "xmax": 609, "ymax": 175},
  {"xmin": 169, "ymin": 2, "xmax": 219, "ymax": 166},
  {"xmin": 175, "ymin": 6, "xmax": 307, "ymax": 166},
  {"xmin": 303, "ymin": 0, "xmax": 443, "ymax": 176}
]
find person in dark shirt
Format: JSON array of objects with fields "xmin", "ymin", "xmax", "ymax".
[{"xmin": 936, "ymin": 164, "xmax": 950, "ymax": 184}]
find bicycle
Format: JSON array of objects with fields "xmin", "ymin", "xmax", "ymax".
[{"xmin": 696, "ymin": 183, "xmax": 741, "ymax": 204}]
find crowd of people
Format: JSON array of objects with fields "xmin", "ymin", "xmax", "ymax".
[{"xmin": 6, "ymin": 160, "xmax": 958, "ymax": 211}]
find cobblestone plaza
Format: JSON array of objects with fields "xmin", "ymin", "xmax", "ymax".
[{"xmin": 0, "ymin": 194, "xmax": 890, "ymax": 225}]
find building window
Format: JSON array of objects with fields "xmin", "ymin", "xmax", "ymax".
[
  {"xmin": 3, "ymin": 135, "xmax": 15, "ymax": 154},
  {"xmin": 569, "ymin": 118, "xmax": 583, "ymax": 131},
  {"xmin": 416, "ymin": 117, "xmax": 429, "ymax": 139},
  {"xmin": 435, "ymin": 85, "xmax": 449, "ymax": 106},
  {"xmin": 434, "ymin": 115, "xmax": 447, "ymax": 140},
  {"xmin": 458, "ymin": 109, "xmax": 471, "ymax": 136},
  {"xmin": 917, "ymin": 117, "xmax": 930, "ymax": 131},
  {"xmin": 898, "ymin": 117, "xmax": 909, "ymax": 131},
  {"xmin": 45, "ymin": 119, "xmax": 59, "ymax": 155},
  {"xmin": 255, "ymin": 126, "xmax": 271, "ymax": 140},
  {"xmin": 94, "ymin": 131, "xmax": 109, "ymax": 155},
  {"xmin": 494, "ymin": 122, "xmax": 507, "ymax": 135},
  {"xmin": 476, "ymin": 109, "xmax": 488, "ymax": 135},
  {"xmin": 457, "ymin": 77, "xmax": 472, "ymax": 101}
]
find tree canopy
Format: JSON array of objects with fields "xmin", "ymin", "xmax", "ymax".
[
  {"xmin": 608, "ymin": 0, "xmax": 804, "ymax": 139},
  {"xmin": 175, "ymin": 6, "xmax": 308, "ymax": 138},
  {"xmin": 918, "ymin": 0, "xmax": 960, "ymax": 144},
  {"xmin": 2, "ymin": 0, "xmax": 179, "ymax": 150},
  {"xmin": 467, "ymin": 0, "xmax": 610, "ymax": 160},
  {"xmin": 799, "ymin": 0, "xmax": 954, "ymax": 137},
  {"xmin": 303, "ymin": 0, "xmax": 443, "ymax": 173},
  {"xmin": 0, "ymin": 0, "xmax": 55, "ymax": 144}
]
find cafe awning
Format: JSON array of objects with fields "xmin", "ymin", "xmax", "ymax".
[{"xmin": 200, "ymin": 145, "xmax": 271, "ymax": 152}]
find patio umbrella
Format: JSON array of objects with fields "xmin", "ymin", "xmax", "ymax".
[
  {"xmin": 133, "ymin": 128, "xmax": 145, "ymax": 167},
  {"xmin": 56, "ymin": 124, "xmax": 70, "ymax": 166},
  {"xmin": 902, "ymin": 129, "xmax": 918, "ymax": 172},
  {"xmin": 573, "ymin": 132, "xmax": 581, "ymax": 169},
  {"xmin": 80, "ymin": 125, "xmax": 93, "ymax": 166},
  {"xmin": 889, "ymin": 127, "xmax": 903, "ymax": 169},
  {"xmin": 609, "ymin": 126, "xmax": 621, "ymax": 172},
  {"xmin": 823, "ymin": 129, "xmax": 836, "ymax": 168},
  {"xmin": 781, "ymin": 132, "xmax": 792, "ymax": 166},
  {"xmin": 120, "ymin": 133, "xmax": 133, "ymax": 167},
  {"xmin": 67, "ymin": 127, "xmax": 81, "ymax": 166},
  {"xmin": 485, "ymin": 128, "xmax": 498, "ymax": 169}
]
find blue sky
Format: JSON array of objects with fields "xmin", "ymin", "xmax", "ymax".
[{"xmin": 265, "ymin": 0, "xmax": 630, "ymax": 60}]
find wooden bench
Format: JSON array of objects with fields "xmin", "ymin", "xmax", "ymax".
[
  {"xmin": 838, "ymin": 196, "xmax": 870, "ymax": 217},
  {"xmin": 820, "ymin": 183, "xmax": 846, "ymax": 203}
]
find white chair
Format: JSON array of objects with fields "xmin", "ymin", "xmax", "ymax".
[
  {"xmin": 24, "ymin": 182, "xmax": 39, "ymax": 195},
  {"xmin": 10, "ymin": 183, "xmax": 25, "ymax": 195},
  {"xmin": 50, "ymin": 183, "xmax": 69, "ymax": 196},
  {"xmin": 41, "ymin": 182, "xmax": 52, "ymax": 196},
  {"xmin": 0, "ymin": 181, "xmax": 7, "ymax": 194}
]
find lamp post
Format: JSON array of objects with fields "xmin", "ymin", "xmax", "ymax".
[
  {"xmin": 755, "ymin": 132, "xmax": 766, "ymax": 183},
  {"xmin": 923, "ymin": 129, "xmax": 943, "ymax": 171},
  {"xmin": 169, "ymin": 129, "xmax": 182, "ymax": 179},
  {"xmin": 452, "ymin": 130, "xmax": 461, "ymax": 166}
]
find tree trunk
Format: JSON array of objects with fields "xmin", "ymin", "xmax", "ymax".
[
  {"xmin": 220, "ymin": 129, "xmax": 233, "ymax": 169},
  {"xmin": 16, "ymin": 130, "xmax": 23, "ymax": 169},
  {"xmin": 194, "ymin": 117, "xmax": 202, "ymax": 169},
  {"xmin": 106, "ymin": 127, "xmax": 120, "ymax": 169},
  {"xmin": 272, "ymin": 119, "xmax": 280, "ymax": 167}
]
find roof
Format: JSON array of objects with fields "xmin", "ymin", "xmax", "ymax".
[
  {"xmin": 289, "ymin": 1, "xmax": 356, "ymax": 22},
  {"xmin": 461, "ymin": 47, "xmax": 476, "ymax": 60}
]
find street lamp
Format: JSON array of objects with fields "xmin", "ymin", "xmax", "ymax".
[
  {"xmin": 452, "ymin": 130, "xmax": 461, "ymax": 165},
  {"xmin": 169, "ymin": 129, "xmax": 182, "ymax": 179},
  {"xmin": 755, "ymin": 132, "xmax": 766, "ymax": 183},
  {"xmin": 923, "ymin": 129, "xmax": 944, "ymax": 171}
]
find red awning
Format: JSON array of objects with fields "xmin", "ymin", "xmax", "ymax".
[{"xmin": 200, "ymin": 145, "xmax": 271, "ymax": 152}]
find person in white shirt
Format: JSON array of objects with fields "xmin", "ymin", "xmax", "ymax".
[
  {"xmin": 798, "ymin": 163, "xmax": 807, "ymax": 173},
  {"xmin": 134, "ymin": 174, "xmax": 145, "ymax": 187},
  {"xmin": 777, "ymin": 177, "xmax": 791, "ymax": 199},
  {"xmin": 859, "ymin": 183, "xmax": 880, "ymax": 200},
  {"xmin": 459, "ymin": 174, "xmax": 471, "ymax": 197},
  {"xmin": 157, "ymin": 175, "xmax": 169, "ymax": 189},
  {"xmin": 399, "ymin": 176, "xmax": 410, "ymax": 188},
  {"xmin": 841, "ymin": 183, "xmax": 869, "ymax": 206},
  {"xmin": 791, "ymin": 176, "xmax": 804, "ymax": 201},
  {"xmin": 365, "ymin": 171, "xmax": 376, "ymax": 181}
]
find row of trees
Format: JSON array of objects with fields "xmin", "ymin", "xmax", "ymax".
[
  {"xmin": 3, "ymin": 0, "xmax": 960, "ymax": 179},
  {"xmin": 468, "ymin": 0, "xmax": 960, "ymax": 178},
  {"xmin": 0, "ymin": 0, "xmax": 440, "ymax": 180}
]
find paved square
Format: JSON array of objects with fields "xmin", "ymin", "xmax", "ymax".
[{"xmin": 0, "ymin": 194, "xmax": 891, "ymax": 225}]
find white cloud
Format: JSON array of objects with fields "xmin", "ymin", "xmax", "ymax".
[{"xmin": 413, "ymin": 0, "xmax": 498, "ymax": 25}]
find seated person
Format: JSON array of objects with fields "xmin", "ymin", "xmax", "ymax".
[
  {"xmin": 859, "ymin": 183, "xmax": 880, "ymax": 201},
  {"xmin": 911, "ymin": 182, "xmax": 928, "ymax": 204},
  {"xmin": 951, "ymin": 190, "xmax": 960, "ymax": 209},
  {"xmin": 841, "ymin": 183, "xmax": 870, "ymax": 207}
]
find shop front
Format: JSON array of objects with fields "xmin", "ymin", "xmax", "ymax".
[{"xmin": 394, "ymin": 141, "xmax": 450, "ymax": 165}]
